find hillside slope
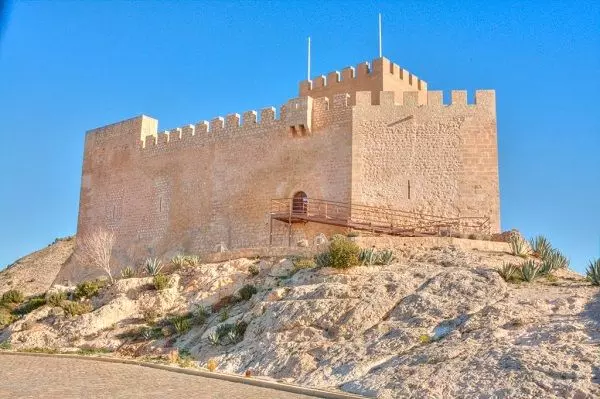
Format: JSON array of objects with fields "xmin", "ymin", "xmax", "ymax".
[
  {"xmin": 1, "ymin": 240, "xmax": 598, "ymax": 398},
  {"xmin": 0, "ymin": 237, "xmax": 75, "ymax": 297}
]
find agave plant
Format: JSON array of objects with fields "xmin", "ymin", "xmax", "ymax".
[
  {"xmin": 377, "ymin": 249, "xmax": 396, "ymax": 265},
  {"xmin": 520, "ymin": 260, "xmax": 540, "ymax": 282},
  {"xmin": 529, "ymin": 236, "xmax": 552, "ymax": 260},
  {"xmin": 586, "ymin": 258, "xmax": 600, "ymax": 286},
  {"xmin": 120, "ymin": 266, "xmax": 135, "ymax": 279},
  {"xmin": 509, "ymin": 235, "xmax": 529, "ymax": 257},
  {"xmin": 226, "ymin": 330, "xmax": 240, "ymax": 344},
  {"xmin": 359, "ymin": 248, "xmax": 377, "ymax": 266},
  {"xmin": 499, "ymin": 263, "xmax": 519, "ymax": 281},
  {"xmin": 144, "ymin": 258, "xmax": 163, "ymax": 276},
  {"xmin": 171, "ymin": 255, "xmax": 186, "ymax": 269},
  {"xmin": 207, "ymin": 331, "xmax": 220, "ymax": 346}
]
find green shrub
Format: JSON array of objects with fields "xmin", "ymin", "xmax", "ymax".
[
  {"xmin": 586, "ymin": 259, "xmax": 600, "ymax": 286},
  {"xmin": 215, "ymin": 322, "xmax": 246, "ymax": 344},
  {"xmin": 170, "ymin": 315, "xmax": 192, "ymax": 334},
  {"xmin": 46, "ymin": 291, "xmax": 67, "ymax": 307},
  {"xmin": 0, "ymin": 308, "xmax": 15, "ymax": 327},
  {"xmin": 219, "ymin": 308, "xmax": 229, "ymax": 322},
  {"xmin": 144, "ymin": 258, "xmax": 163, "ymax": 276},
  {"xmin": 248, "ymin": 263, "xmax": 260, "ymax": 276},
  {"xmin": 142, "ymin": 308, "xmax": 160, "ymax": 325},
  {"xmin": 292, "ymin": 258, "xmax": 316, "ymax": 271},
  {"xmin": 509, "ymin": 236, "xmax": 529, "ymax": 258},
  {"xmin": 153, "ymin": 274, "xmax": 170, "ymax": 290},
  {"xmin": 237, "ymin": 284, "xmax": 257, "ymax": 301},
  {"xmin": 314, "ymin": 252, "xmax": 331, "ymax": 268},
  {"xmin": 1, "ymin": 290, "xmax": 24, "ymax": 305},
  {"xmin": 13, "ymin": 297, "xmax": 46, "ymax": 315},
  {"xmin": 520, "ymin": 260, "xmax": 540, "ymax": 282},
  {"xmin": 120, "ymin": 266, "xmax": 135, "ymax": 279},
  {"xmin": 192, "ymin": 305, "xmax": 210, "ymax": 325},
  {"xmin": 346, "ymin": 231, "xmax": 360, "ymax": 238},
  {"xmin": 499, "ymin": 263, "xmax": 520, "ymax": 282},
  {"xmin": 0, "ymin": 340, "xmax": 12, "ymax": 350},
  {"xmin": 74, "ymin": 280, "xmax": 105, "ymax": 300},
  {"xmin": 328, "ymin": 237, "xmax": 361, "ymax": 269},
  {"xmin": 529, "ymin": 235, "xmax": 552, "ymax": 260},
  {"xmin": 61, "ymin": 300, "xmax": 93, "ymax": 317}
]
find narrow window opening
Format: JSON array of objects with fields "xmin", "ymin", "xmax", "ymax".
[
  {"xmin": 159, "ymin": 198, "xmax": 162, "ymax": 212},
  {"xmin": 290, "ymin": 126, "xmax": 297, "ymax": 136},
  {"xmin": 408, "ymin": 180, "xmax": 411, "ymax": 199}
]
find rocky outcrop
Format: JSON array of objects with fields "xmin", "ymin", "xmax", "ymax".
[
  {"xmin": 0, "ymin": 237, "xmax": 75, "ymax": 297},
  {"xmin": 1, "ymin": 241, "xmax": 598, "ymax": 398}
]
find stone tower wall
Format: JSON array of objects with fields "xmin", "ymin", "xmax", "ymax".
[{"xmin": 350, "ymin": 89, "xmax": 500, "ymax": 232}]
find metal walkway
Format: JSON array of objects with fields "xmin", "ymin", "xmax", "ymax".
[{"xmin": 269, "ymin": 197, "xmax": 490, "ymax": 246}]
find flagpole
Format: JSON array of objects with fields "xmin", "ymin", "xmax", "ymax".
[
  {"xmin": 307, "ymin": 36, "xmax": 311, "ymax": 80},
  {"xmin": 378, "ymin": 13, "xmax": 382, "ymax": 58}
]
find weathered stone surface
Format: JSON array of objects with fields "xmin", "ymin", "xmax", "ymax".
[{"xmin": 3, "ymin": 244, "xmax": 598, "ymax": 398}]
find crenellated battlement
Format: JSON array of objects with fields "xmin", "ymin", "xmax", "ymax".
[
  {"xmin": 138, "ymin": 95, "xmax": 351, "ymax": 151},
  {"xmin": 354, "ymin": 89, "xmax": 495, "ymax": 114},
  {"xmin": 299, "ymin": 57, "xmax": 427, "ymax": 104}
]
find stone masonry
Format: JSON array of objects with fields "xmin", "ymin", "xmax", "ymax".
[{"xmin": 66, "ymin": 57, "xmax": 500, "ymax": 279}]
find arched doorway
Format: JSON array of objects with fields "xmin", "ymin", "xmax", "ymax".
[{"xmin": 292, "ymin": 191, "xmax": 308, "ymax": 215}]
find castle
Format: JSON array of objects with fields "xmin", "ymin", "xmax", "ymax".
[{"xmin": 73, "ymin": 57, "xmax": 500, "ymax": 273}]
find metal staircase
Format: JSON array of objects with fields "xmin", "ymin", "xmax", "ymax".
[{"xmin": 269, "ymin": 197, "xmax": 490, "ymax": 245}]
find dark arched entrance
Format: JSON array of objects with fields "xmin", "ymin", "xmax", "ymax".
[{"xmin": 292, "ymin": 191, "xmax": 308, "ymax": 215}]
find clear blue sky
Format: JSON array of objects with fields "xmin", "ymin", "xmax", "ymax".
[{"xmin": 0, "ymin": 1, "xmax": 598, "ymax": 273}]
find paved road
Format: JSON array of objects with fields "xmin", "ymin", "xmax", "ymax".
[{"xmin": 0, "ymin": 354, "xmax": 319, "ymax": 399}]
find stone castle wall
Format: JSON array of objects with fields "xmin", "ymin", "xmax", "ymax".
[
  {"xmin": 60, "ymin": 57, "xmax": 500, "ymax": 282},
  {"xmin": 351, "ymin": 89, "xmax": 500, "ymax": 232}
]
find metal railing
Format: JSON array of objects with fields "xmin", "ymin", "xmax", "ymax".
[{"xmin": 270, "ymin": 198, "xmax": 490, "ymax": 239}]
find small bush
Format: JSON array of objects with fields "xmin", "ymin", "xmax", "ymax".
[
  {"xmin": 0, "ymin": 308, "xmax": 15, "ymax": 327},
  {"xmin": 192, "ymin": 305, "xmax": 210, "ymax": 325},
  {"xmin": 1, "ymin": 290, "xmax": 24, "ymax": 305},
  {"xmin": 545, "ymin": 249, "xmax": 569, "ymax": 270},
  {"xmin": 346, "ymin": 231, "xmax": 360, "ymax": 238},
  {"xmin": 0, "ymin": 341, "xmax": 12, "ymax": 350},
  {"xmin": 170, "ymin": 315, "xmax": 192, "ymax": 334},
  {"xmin": 520, "ymin": 260, "xmax": 540, "ymax": 282},
  {"xmin": 206, "ymin": 358, "xmax": 218, "ymax": 371},
  {"xmin": 586, "ymin": 259, "xmax": 600, "ymax": 286},
  {"xmin": 237, "ymin": 284, "xmax": 257, "ymax": 301},
  {"xmin": 74, "ymin": 280, "xmax": 105, "ymax": 300},
  {"xmin": 144, "ymin": 258, "xmax": 163, "ymax": 276},
  {"xmin": 13, "ymin": 297, "xmax": 46, "ymax": 315},
  {"xmin": 142, "ymin": 308, "xmax": 160, "ymax": 325},
  {"xmin": 314, "ymin": 252, "xmax": 331, "ymax": 268},
  {"xmin": 509, "ymin": 236, "xmax": 529, "ymax": 258},
  {"xmin": 248, "ymin": 263, "xmax": 260, "ymax": 276},
  {"xmin": 120, "ymin": 266, "xmax": 135, "ymax": 279},
  {"xmin": 235, "ymin": 321, "xmax": 248, "ymax": 338},
  {"xmin": 153, "ymin": 274, "xmax": 170, "ymax": 290},
  {"xmin": 61, "ymin": 300, "xmax": 93, "ymax": 317},
  {"xmin": 219, "ymin": 308, "xmax": 229, "ymax": 323},
  {"xmin": 46, "ymin": 291, "xmax": 67, "ymax": 307},
  {"xmin": 328, "ymin": 237, "xmax": 360, "ymax": 269},
  {"xmin": 418, "ymin": 334, "xmax": 431, "ymax": 344},
  {"xmin": 292, "ymin": 258, "xmax": 316, "ymax": 271}
]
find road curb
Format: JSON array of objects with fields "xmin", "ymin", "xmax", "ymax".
[{"xmin": 0, "ymin": 351, "xmax": 365, "ymax": 399}]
